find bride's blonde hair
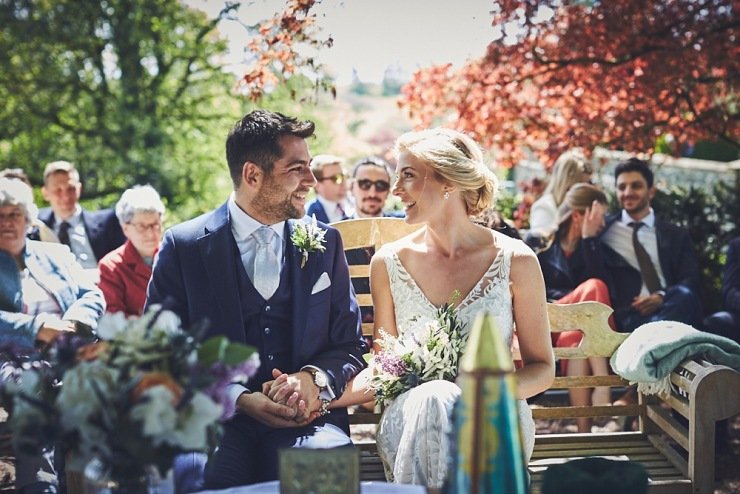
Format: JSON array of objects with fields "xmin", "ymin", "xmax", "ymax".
[{"xmin": 394, "ymin": 128, "xmax": 498, "ymax": 216}]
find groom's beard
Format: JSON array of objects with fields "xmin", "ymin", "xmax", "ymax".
[{"xmin": 254, "ymin": 179, "xmax": 305, "ymax": 222}]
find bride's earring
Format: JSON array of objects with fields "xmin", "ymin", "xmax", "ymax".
[{"xmin": 443, "ymin": 191, "xmax": 450, "ymax": 200}]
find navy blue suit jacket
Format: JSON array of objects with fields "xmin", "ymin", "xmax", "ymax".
[
  {"xmin": 38, "ymin": 207, "xmax": 125, "ymax": 262},
  {"xmin": 306, "ymin": 199, "xmax": 330, "ymax": 224},
  {"xmin": 145, "ymin": 202, "xmax": 367, "ymax": 402},
  {"xmin": 591, "ymin": 213, "xmax": 700, "ymax": 320}
]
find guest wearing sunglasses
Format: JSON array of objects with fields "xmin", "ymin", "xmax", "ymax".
[
  {"xmin": 348, "ymin": 156, "xmax": 403, "ymax": 219},
  {"xmin": 306, "ymin": 154, "xmax": 353, "ymax": 223}
]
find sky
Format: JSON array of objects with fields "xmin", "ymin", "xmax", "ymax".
[{"xmin": 186, "ymin": 0, "xmax": 495, "ymax": 85}]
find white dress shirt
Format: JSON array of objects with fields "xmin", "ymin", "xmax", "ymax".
[
  {"xmin": 601, "ymin": 209, "xmax": 667, "ymax": 296},
  {"xmin": 227, "ymin": 193, "xmax": 285, "ymax": 283},
  {"xmin": 53, "ymin": 206, "xmax": 98, "ymax": 269},
  {"xmin": 316, "ymin": 195, "xmax": 352, "ymax": 223}
]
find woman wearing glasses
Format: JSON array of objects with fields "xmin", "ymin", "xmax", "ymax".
[
  {"xmin": 349, "ymin": 156, "xmax": 402, "ymax": 218},
  {"xmin": 97, "ymin": 185, "xmax": 165, "ymax": 316}
]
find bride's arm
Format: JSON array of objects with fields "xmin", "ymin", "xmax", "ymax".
[
  {"xmin": 510, "ymin": 243, "xmax": 556, "ymax": 399},
  {"xmin": 330, "ymin": 253, "xmax": 398, "ymax": 408}
]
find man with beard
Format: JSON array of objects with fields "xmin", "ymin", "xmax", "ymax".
[
  {"xmin": 146, "ymin": 110, "xmax": 367, "ymax": 491},
  {"xmin": 348, "ymin": 156, "xmax": 403, "ymax": 218},
  {"xmin": 586, "ymin": 157, "xmax": 702, "ymax": 332}
]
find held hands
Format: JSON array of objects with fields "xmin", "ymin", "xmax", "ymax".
[
  {"xmin": 235, "ymin": 391, "xmax": 313, "ymax": 428},
  {"xmin": 581, "ymin": 200, "xmax": 607, "ymax": 238},
  {"xmin": 242, "ymin": 368, "xmax": 322, "ymax": 427}
]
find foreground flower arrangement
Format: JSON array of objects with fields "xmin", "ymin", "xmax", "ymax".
[
  {"xmin": 369, "ymin": 299, "xmax": 464, "ymax": 407},
  {"xmin": 0, "ymin": 306, "xmax": 259, "ymax": 483}
]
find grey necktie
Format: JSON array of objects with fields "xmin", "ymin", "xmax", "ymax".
[
  {"xmin": 58, "ymin": 221, "xmax": 71, "ymax": 247},
  {"xmin": 630, "ymin": 222, "xmax": 661, "ymax": 293},
  {"xmin": 252, "ymin": 227, "xmax": 280, "ymax": 300}
]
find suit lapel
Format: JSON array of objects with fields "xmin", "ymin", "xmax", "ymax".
[
  {"xmin": 288, "ymin": 219, "xmax": 318, "ymax": 357},
  {"xmin": 197, "ymin": 203, "xmax": 245, "ymax": 338}
]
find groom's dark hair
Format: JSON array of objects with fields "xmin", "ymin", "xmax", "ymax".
[{"xmin": 226, "ymin": 109, "xmax": 315, "ymax": 188}]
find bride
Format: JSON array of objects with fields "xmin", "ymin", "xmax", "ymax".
[{"xmin": 275, "ymin": 128, "xmax": 554, "ymax": 489}]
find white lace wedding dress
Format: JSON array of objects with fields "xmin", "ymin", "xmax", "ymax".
[{"xmin": 375, "ymin": 240, "xmax": 535, "ymax": 488}]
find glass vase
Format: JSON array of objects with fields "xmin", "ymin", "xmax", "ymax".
[{"xmin": 83, "ymin": 457, "xmax": 173, "ymax": 494}]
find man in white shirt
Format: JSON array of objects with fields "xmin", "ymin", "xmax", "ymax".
[
  {"xmin": 37, "ymin": 161, "xmax": 125, "ymax": 269},
  {"xmin": 586, "ymin": 158, "xmax": 702, "ymax": 332},
  {"xmin": 306, "ymin": 154, "xmax": 352, "ymax": 223},
  {"xmin": 146, "ymin": 110, "xmax": 366, "ymax": 491}
]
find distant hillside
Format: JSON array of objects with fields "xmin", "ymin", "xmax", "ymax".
[{"xmin": 314, "ymin": 86, "xmax": 414, "ymax": 162}]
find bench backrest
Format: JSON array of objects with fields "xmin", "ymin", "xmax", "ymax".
[{"xmin": 332, "ymin": 217, "xmax": 422, "ymax": 338}]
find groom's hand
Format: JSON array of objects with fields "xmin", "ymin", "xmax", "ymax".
[
  {"xmin": 265, "ymin": 368, "xmax": 321, "ymax": 422},
  {"xmin": 235, "ymin": 391, "xmax": 313, "ymax": 428}
]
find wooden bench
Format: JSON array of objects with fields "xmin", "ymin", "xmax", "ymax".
[{"xmin": 332, "ymin": 217, "xmax": 740, "ymax": 494}]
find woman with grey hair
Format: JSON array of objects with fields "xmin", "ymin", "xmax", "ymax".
[
  {"xmin": 0, "ymin": 177, "xmax": 105, "ymax": 493},
  {"xmin": 98, "ymin": 185, "xmax": 165, "ymax": 316}
]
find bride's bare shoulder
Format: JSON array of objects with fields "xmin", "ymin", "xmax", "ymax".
[
  {"xmin": 490, "ymin": 230, "xmax": 532, "ymax": 256},
  {"xmin": 376, "ymin": 229, "xmax": 425, "ymax": 259}
]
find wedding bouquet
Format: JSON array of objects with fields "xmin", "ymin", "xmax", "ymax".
[
  {"xmin": 0, "ymin": 306, "xmax": 259, "ymax": 480},
  {"xmin": 369, "ymin": 300, "xmax": 465, "ymax": 407}
]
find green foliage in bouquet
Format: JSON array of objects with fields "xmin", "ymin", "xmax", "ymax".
[
  {"xmin": 0, "ymin": 306, "xmax": 259, "ymax": 478},
  {"xmin": 369, "ymin": 294, "xmax": 465, "ymax": 407}
]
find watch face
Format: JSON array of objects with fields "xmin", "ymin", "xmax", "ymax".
[{"xmin": 314, "ymin": 371, "xmax": 328, "ymax": 388}]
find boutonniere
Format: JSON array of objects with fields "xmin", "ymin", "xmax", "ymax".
[{"xmin": 291, "ymin": 215, "xmax": 327, "ymax": 268}]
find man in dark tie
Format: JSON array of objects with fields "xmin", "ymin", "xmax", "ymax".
[
  {"xmin": 38, "ymin": 161, "xmax": 125, "ymax": 268},
  {"xmin": 306, "ymin": 154, "xmax": 352, "ymax": 223},
  {"xmin": 145, "ymin": 110, "xmax": 367, "ymax": 491},
  {"xmin": 585, "ymin": 158, "xmax": 702, "ymax": 332}
]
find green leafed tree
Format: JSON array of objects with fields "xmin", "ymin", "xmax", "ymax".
[{"xmin": 0, "ymin": 0, "xmax": 243, "ymax": 220}]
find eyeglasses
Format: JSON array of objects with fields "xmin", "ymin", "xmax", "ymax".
[
  {"xmin": 0, "ymin": 211, "xmax": 24, "ymax": 222},
  {"xmin": 355, "ymin": 179, "xmax": 390, "ymax": 192},
  {"xmin": 127, "ymin": 221, "xmax": 162, "ymax": 233},
  {"xmin": 318, "ymin": 174, "xmax": 346, "ymax": 185}
]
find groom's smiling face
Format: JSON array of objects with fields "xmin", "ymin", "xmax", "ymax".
[{"xmin": 254, "ymin": 135, "xmax": 315, "ymax": 223}]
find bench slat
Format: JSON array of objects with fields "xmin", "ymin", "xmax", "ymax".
[
  {"xmin": 532, "ymin": 404, "xmax": 641, "ymax": 419},
  {"xmin": 550, "ymin": 375, "xmax": 629, "ymax": 388},
  {"xmin": 645, "ymin": 404, "xmax": 689, "ymax": 450}
]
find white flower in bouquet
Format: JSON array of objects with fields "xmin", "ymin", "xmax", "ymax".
[
  {"xmin": 170, "ymin": 392, "xmax": 224, "ymax": 450},
  {"xmin": 0, "ymin": 305, "xmax": 260, "ymax": 479},
  {"xmin": 369, "ymin": 295, "xmax": 466, "ymax": 406}
]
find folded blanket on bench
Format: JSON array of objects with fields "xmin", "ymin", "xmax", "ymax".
[{"xmin": 610, "ymin": 320, "xmax": 740, "ymax": 397}]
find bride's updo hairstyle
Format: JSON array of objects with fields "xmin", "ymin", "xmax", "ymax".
[{"xmin": 394, "ymin": 128, "xmax": 498, "ymax": 216}]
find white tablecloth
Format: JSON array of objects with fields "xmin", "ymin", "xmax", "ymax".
[{"xmin": 198, "ymin": 480, "xmax": 425, "ymax": 493}]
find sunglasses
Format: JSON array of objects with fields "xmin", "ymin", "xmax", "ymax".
[
  {"xmin": 318, "ymin": 173, "xmax": 346, "ymax": 185},
  {"xmin": 356, "ymin": 179, "xmax": 390, "ymax": 192}
]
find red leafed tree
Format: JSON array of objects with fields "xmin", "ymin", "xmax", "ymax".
[
  {"xmin": 240, "ymin": 0, "xmax": 334, "ymax": 101},
  {"xmin": 400, "ymin": 0, "xmax": 738, "ymax": 166}
]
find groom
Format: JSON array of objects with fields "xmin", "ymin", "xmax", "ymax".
[{"xmin": 145, "ymin": 110, "xmax": 367, "ymax": 490}]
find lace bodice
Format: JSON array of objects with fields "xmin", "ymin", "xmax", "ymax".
[
  {"xmin": 376, "ymin": 238, "xmax": 535, "ymax": 488},
  {"xmin": 381, "ymin": 244, "xmax": 514, "ymax": 348}
]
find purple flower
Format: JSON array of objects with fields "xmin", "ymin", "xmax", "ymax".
[
  {"xmin": 375, "ymin": 352, "xmax": 407, "ymax": 377},
  {"xmin": 204, "ymin": 354, "xmax": 260, "ymax": 420}
]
